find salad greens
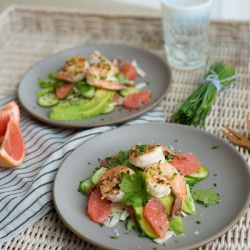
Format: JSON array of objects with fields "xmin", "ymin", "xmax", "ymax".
[
  {"xmin": 36, "ymin": 52, "xmax": 151, "ymax": 121},
  {"xmin": 78, "ymin": 145, "xmax": 221, "ymax": 244}
]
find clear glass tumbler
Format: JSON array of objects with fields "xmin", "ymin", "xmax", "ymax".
[{"xmin": 161, "ymin": 0, "xmax": 213, "ymax": 70}]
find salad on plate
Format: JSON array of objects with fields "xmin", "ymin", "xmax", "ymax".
[
  {"xmin": 78, "ymin": 144, "xmax": 220, "ymax": 245},
  {"xmin": 36, "ymin": 51, "xmax": 151, "ymax": 121}
]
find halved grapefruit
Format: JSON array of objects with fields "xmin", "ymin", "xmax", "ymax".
[{"xmin": 0, "ymin": 102, "xmax": 25, "ymax": 168}]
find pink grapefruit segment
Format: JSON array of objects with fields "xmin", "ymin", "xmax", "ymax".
[
  {"xmin": 171, "ymin": 152, "xmax": 201, "ymax": 175},
  {"xmin": 144, "ymin": 198, "xmax": 168, "ymax": 238},
  {"xmin": 87, "ymin": 188, "xmax": 111, "ymax": 224}
]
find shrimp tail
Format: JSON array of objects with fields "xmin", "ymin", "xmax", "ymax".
[{"xmin": 171, "ymin": 196, "xmax": 183, "ymax": 217}]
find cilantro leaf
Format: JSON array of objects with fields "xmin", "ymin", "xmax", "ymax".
[
  {"xmin": 120, "ymin": 171, "xmax": 151, "ymax": 207},
  {"xmin": 106, "ymin": 151, "xmax": 129, "ymax": 168},
  {"xmin": 192, "ymin": 188, "xmax": 220, "ymax": 206}
]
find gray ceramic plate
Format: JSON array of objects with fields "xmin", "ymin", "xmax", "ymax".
[
  {"xmin": 53, "ymin": 123, "xmax": 250, "ymax": 250},
  {"xmin": 18, "ymin": 44, "xmax": 171, "ymax": 128}
]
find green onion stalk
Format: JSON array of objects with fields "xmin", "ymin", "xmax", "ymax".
[{"xmin": 172, "ymin": 61, "xmax": 236, "ymax": 127}]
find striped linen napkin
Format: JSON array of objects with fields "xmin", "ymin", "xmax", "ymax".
[{"xmin": 0, "ymin": 97, "xmax": 165, "ymax": 244}]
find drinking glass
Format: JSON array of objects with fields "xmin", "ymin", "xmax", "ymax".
[{"xmin": 161, "ymin": 0, "xmax": 213, "ymax": 70}]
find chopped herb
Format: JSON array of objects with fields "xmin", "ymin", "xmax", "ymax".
[
  {"xmin": 87, "ymin": 162, "xmax": 91, "ymax": 165},
  {"xmin": 97, "ymin": 158, "xmax": 101, "ymax": 162},
  {"xmin": 110, "ymin": 235, "xmax": 119, "ymax": 240},
  {"xmin": 196, "ymin": 220, "xmax": 201, "ymax": 224},
  {"xmin": 213, "ymin": 173, "xmax": 218, "ymax": 176},
  {"xmin": 99, "ymin": 223, "xmax": 104, "ymax": 227},
  {"xmin": 192, "ymin": 188, "xmax": 220, "ymax": 206},
  {"xmin": 166, "ymin": 155, "xmax": 174, "ymax": 161},
  {"xmin": 138, "ymin": 232, "xmax": 146, "ymax": 238},
  {"xmin": 174, "ymin": 139, "xmax": 178, "ymax": 142},
  {"xmin": 106, "ymin": 150, "xmax": 129, "ymax": 168},
  {"xmin": 211, "ymin": 146, "xmax": 219, "ymax": 149},
  {"xmin": 152, "ymin": 248, "xmax": 158, "ymax": 250},
  {"xmin": 130, "ymin": 144, "xmax": 152, "ymax": 155},
  {"xmin": 213, "ymin": 183, "xmax": 217, "ymax": 187}
]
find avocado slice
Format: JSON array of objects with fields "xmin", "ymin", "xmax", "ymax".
[
  {"xmin": 49, "ymin": 90, "xmax": 114, "ymax": 121},
  {"xmin": 169, "ymin": 216, "xmax": 184, "ymax": 234},
  {"xmin": 133, "ymin": 206, "xmax": 158, "ymax": 239},
  {"xmin": 183, "ymin": 184, "xmax": 196, "ymax": 215},
  {"xmin": 160, "ymin": 194, "xmax": 174, "ymax": 216}
]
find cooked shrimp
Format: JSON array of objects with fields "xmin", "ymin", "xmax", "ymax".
[
  {"xmin": 56, "ymin": 55, "xmax": 89, "ymax": 82},
  {"xmin": 171, "ymin": 174, "xmax": 186, "ymax": 217},
  {"xmin": 86, "ymin": 51, "xmax": 126, "ymax": 90},
  {"xmin": 144, "ymin": 161, "xmax": 186, "ymax": 216},
  {"xmin": 162, "ymin": 145, "xmax": 185, "ymax": 159},
  {"xmin": 98, "ymin": 166, "xmax": 134, "ymax": 203},
  {"xmin": 129, "ymin": 144, "xmax": 166, "ymax": 169},
  {"xmin": 144, "ymin": 162, "xmax": 172, "ymax": 198}
]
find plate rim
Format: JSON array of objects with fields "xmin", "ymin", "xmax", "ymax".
[
  {"xmin": 53, "ymin": 122, "xmax": 250, "ymax": 250},
  {"xmin": 17, "ymin": 43, "xmax": 172, "ymax": 128}
]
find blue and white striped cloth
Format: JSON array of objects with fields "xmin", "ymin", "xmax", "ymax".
[{"xmin": 0, "ymin": 97, "xmax": 165, "ymax": 244}]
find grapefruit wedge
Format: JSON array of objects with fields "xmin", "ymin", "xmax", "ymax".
[
  {"xmin": 0, "ymin": 101, "xmax": 20, "ymax": 139},
  {"xmin": 0, "ymin": 102, "xmax": 25, "ymax": 168}
]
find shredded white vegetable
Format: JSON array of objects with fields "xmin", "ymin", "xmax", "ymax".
[
  {"xmin": 154, "ymin": 231, "xmax": 175, "ymax": 245},
  {"xmin": 136, "ymin": 82, "xmax": 147, "ymax": 90},
  {"xmin": 132, "ymin": 60, "xmax": 146, "ymax": 78}
]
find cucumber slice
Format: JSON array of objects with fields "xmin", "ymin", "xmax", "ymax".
[
  {"xmin": 75, "ymin": 81, "xmax": 96, "ymax": 98},
  {"xmin": 188, "ymin": 165, "xmax": 209, "ymax": 179},
  {"xmin": 38, "ymin": 93, "xmax": 59, "ymax": 108},
  {"xmin": 185, "ymin": 166, "xmax": 209, "ymax": 187},
  {"xmin": 78, "ymin": 178, "xmax": 94, "ymax": 196},
  {"xmin": 102, "ymin": 103, "xmax": 116, "ymax": 114},
  {"xmin": 36, "ymin": 88, "xmax": 53, "ymax": 97},
  {"xmin": 91, "ymin": 167, "xmax": 107, "ymax": 184}
]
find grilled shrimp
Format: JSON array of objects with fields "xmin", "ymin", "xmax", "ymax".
[
  {"xmin": 129, "ymin": 144, "xmax": 166, "ymax": 169},
  {"xmin": 56, "ymin": 55, "xmax": 89, "ymax": 82},
  {"xmin": 144, "ymin": 161, "xmax": 186, "ymax": 216},
  {"xmin": 98, "ymin": 166, "xmax": 134, "ymax": 203},
  {"xmin": 86, "ymin": 51, "xmax": 126, "ymax": 90},
  {"xmin": 171, "ymin": 174, "xmax": 186, "ymax": 217}
]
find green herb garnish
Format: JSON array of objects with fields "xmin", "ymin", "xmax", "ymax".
[
  {"xmin": 211, "ymin": 146, "xmax": 219, "ymax": 149},
  {"xmin": 196, "ymin": 220, "xmax": 201, "ymax": 224},
  {"xmin": 110, "ymin": 235, "xmax": 119, "ymax": 240},
  {"xmin": 192, "ymin": 188, "xmax": 220, "ymax": 206},
  {"xmin": 120, "ymin": 171, "xmax": 151, "ymax": 207},
  {"xmin": 172, "ymin": 61, "xmax": 236, "ymax": 127},
  {"xmin": 166, "ymin": 155, "xmax": 174, "ymax": 161},
  {"xmin": 106, "ymin": 150, "xmax": 129, "ymax": 168}
]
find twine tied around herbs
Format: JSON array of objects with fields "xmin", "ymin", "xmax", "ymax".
[{"xmin": 204, "ymin": 69, "xmax": 238, "ymax": 92}]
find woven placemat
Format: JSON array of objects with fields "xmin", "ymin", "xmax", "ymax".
[{"xmin": 0, "ymin": 5, "xmax": 249, "ymax": 250}]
